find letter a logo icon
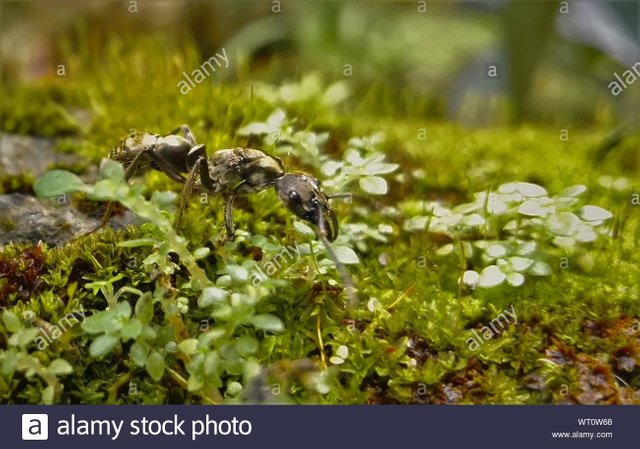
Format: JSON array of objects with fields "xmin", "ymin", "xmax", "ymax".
[{"xmin": 22, "ymin": 414, "xmax": 49, "ymax": 440}]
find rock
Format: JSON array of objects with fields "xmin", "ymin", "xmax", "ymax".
[
  {"xmin": 1, "ymin": 134, "xmax": 81, "ymax": 177},
  {"xmin": 0, "ymin": 193, "xmax": 139, "ymax": 247}
]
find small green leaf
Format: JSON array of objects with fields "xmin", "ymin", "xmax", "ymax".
[
  {"xmin": 34, "ymin": 170, "xmax": 87, "ymax": 198},
  {"xmin": 559, "ymin": 185, "xmax": 587, "ymax": 197},
  {"xmin": 178, "ymin": 338, "xmax": 199, "ymax": 355},
  {"xmin": 529, "ymin": 261, "xmax": 552, "ymax": 276},
  {"xmin": 193, "ymin": 247, "xmax": 211, "ymax": 260},
  {"xmin": 509, "ymin": 256, "xmax": 533, "ymax": 272},
  {"xmin": 223, "ymin": 265, "xmax": 249, "ymax": 283},
  {"xmin": 187, "ymin": 374, "xmax": 205, "ymax": 392},
  {"xmin": 145, "ymin": 350, "xmax": 165, "ymax": 381},
  {"xmin": 134, "ymin": 293, "xmax": 154, "ymax": 324},
  {"xmin": 82, "ymin": 310, "xmax": 119, "ymax": 334},
  {"xmin": 17, "ymin": 328, "xmax": 41, "ymax": 347},
  {"xmin": 235, "ymin": 335, "xmax": 258, "ymax": 356},
  {"xmin": 293, "ymin": 221, "xmax": 316, "ymax": 239},
  {"xmin": 198, "ymin": 287, "xmax": 229, "ymax": 308},
  {"xmin": 151, "ymin": 190, "xmax": 177, "ymax": 208},
  {"xmin": 580, "ymin": 205, "xmax": 612, "ymax": 221},
  {"xmin": 545, "ymin": 212, "xmax": 580, "ymax": 237},
  {"xmin": 515, "ymin": 182, "xmax": 547, "ymax": 197},
  {"xmin": 203, "ymin": 351, "xmax": 221, "ymax": 375},
  {"xmin": 333, "ymin": 246, "xmax": 360, "ymax": 264},
  {"xmin": 486, "ymin": 244, "xmax": 508, "ymax": 259},
  {"xmin": 116, "ymin": 301, "xmax": 132, "ymax": 319},
  {"xmin": 462, "ymin": 270, "xmax": 479, "ymax": 288},
  {"xmin": 120, "ymin": 319, "xmax": 142, "ymax": 340},
  {"xmin": 118, "ymin": 238, "xmax": 156, "ymax": 248},
  {"xmin": 89, "ymin": 334, "xmax": 119, "ymax": 357},
  {"xmin": 336, "ymin": 345, "xmax": 349, "ymax": 359},
  {"xmin": 48, "ymin": 359, "xmax": 73, "ymax": 375},
  {"xmin": 249, "ymin": 314, "xmax": 284, "ymax": 333},
  {"xmin": 129, "ymin": 341, "xmax": 149, "ymax": 367},
  {"xmin": 404, "ymin": 216, "xmax": 428, "ymax": 231},
  {"xmin": 42, "ymin": 385, "xmax": 55, "ymax": 404},
  {"xmin": 359, "ymin": 176, "xmax": 388, "ymax": 195},
  {"xmin": 2, "ymin": 311, "xmax": 22, "ymax": 333},
  {"xmin": 506, "ymin": 272, "xmax": 525, "ymax": 287},
  {"xmin": 518, "ymin": 200, "xmax": 548, "ymax": 217},
  {"xmin": 478, "ymin": 265, "xmax": 506, "ymax": 288},
  {"xmin": 98, "ymin": 158, "xmax": 125, "ymax": 182}
]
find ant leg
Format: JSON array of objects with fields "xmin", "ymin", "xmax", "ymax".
[
  {"xmin": 186, "ymin": 144, "xmax": 216, "ymax": 192},
  {"xmin": 174, "ymin": 158, "xmax": 201, "ymax": 233},
  {"xmin": 224, "ymin": 194, "xmax": 236, "ymax": 241},
  {"xmin": 142, "ymin": 149, "xmax": 187, "ymax": 184},
  {"xmin": 179, "ymin": 124, "xmax": 197, "ymax": 146},
  {"xmin": 86, "ymin": 148, "xmax": 152, "ymax": 235}
]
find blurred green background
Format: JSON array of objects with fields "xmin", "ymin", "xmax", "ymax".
[{"xmin": 1, "ymin": 0, "xmax": 638, "ymax": 129}]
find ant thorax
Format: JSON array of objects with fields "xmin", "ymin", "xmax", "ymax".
[{"xmin": 202, "ymin": 148, "xmax": 285, "ymax": 194}]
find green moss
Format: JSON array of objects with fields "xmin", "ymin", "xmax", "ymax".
[{"xmin": 1, "ymin": 31, "xmax": 639, "ymax": 405}]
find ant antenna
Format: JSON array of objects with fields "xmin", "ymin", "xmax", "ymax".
[{"xmin": 317, "ymin": 212, "xmax": 358, "ymax": 310}]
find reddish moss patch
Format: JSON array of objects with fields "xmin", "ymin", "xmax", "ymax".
[{"xmin": 0, "ymin": 242, "xmax": 47, "ymax": 303}]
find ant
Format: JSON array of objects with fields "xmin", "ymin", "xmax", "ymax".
[
  {"xmin": 96, "ymin": 125, "xmax": 356, "ymax": 306},
  {"xmin": 101, "ymin": 125, "xmax": 337, "ymax": 241}
]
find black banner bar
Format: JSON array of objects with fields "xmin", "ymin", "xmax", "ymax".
[{"xmin": 2, "ymin": 405, "xmax": 636, "ymax": 449}]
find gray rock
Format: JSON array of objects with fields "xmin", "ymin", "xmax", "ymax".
[
  {"xmin": 0, "ymin": 193, "xmax": 139, "ymax": 247},
  {"xmin": 0, "ymin": 134, "xmax": 81, "ymax": 177}
]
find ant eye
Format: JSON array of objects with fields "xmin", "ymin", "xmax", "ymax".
[{"xmin": 288, "ymin": 191, "xmax": 299, "ymax": 202}]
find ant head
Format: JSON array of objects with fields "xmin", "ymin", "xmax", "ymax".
[{"xmin": 274, "ymin": 173, "xmax": 338, "ymax": 241}]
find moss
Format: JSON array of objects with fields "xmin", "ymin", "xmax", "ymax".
[{"xmin": 0, "ymin": 31, "xmax": 639, "ymax": 405}]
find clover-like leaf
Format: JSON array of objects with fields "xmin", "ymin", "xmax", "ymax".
[
  {"xmin": 462, "ymin": 270, "xmax": 480, "ymax": 289},
  {"xmin": 248, "ymin": 314, "xmax": 284, "ymax": 333},
  {"xmin": 89, "ymin": 334, "xmax": 119, "ymax": 358},
  {"xmin": 129, "ymin": 341, "xmax": 149, "ymax": 367},
  {"xmin": 34, "ymin": 170, "xmax": 87, "ymax": 198},
  {"xmin": 478, "ymin": 265, "xmax": 506, "ymax": 288},
  {"xmin": 506, "ymin": 272, "xmax": 525, "ymax": 287},
  {"xmin": 333, "ymin": 246, "xmax": 360, "ymax": 264},
  {"xmin": 2, "ymin": 310, "xmax": 22, "ymax": 333},
  {"xmin": 359, "ymin": 176, "xmax": 388, "ymax": 195},
  {"xmin": 198, "ymin": 286, "xmax": 229, "ymax": 308},
  {"xmin": 146, "ymin": 350, "xmax": 165, "ymax": 381},
  {"xmin": 178, "ymin": 338, "xmax": 199, "ymax": 355},
  {"xmin": 235, "ymin": 335, "xmax": 259, "ymax": 356},
  {"xmin": 529, "ymin": 261, "xmax": 552, "ymax": 276},
  {"xmin": 120, "ymin": 319, "xmax": 142, "ymax": 340},
  {"xmin": 134, "ymin": 293, "xmax": 154, "ymax": 324},
  {"xmin": 580, "ymin": 205, "xmax": 612, "ymax": 221},
  {"xmin": 48, "ymin": 359, "xmax": 73, "ymax": 375},
  {"xmin": 545, "ymin": 212, "xmax": 580, "ymax": 237},
  {"xmin": 559, "ymin": 185, "xmax": 587, "ymax": 197},
  {"xmin": 515, "ymin": 182, "xmax": 547, "ymax": 197}
]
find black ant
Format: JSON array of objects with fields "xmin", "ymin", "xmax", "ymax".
[{"xmin": 95, "ymin": 125, "xmax": 356, "ymax": 306}]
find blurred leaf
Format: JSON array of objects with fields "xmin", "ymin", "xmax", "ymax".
[
  {"xmin": 248, "ymin": 314, "xmax": 284, "ymax": 333},
  {"xmin": 48, "ymin": 359, "xmax": 73, "ymax": 375},
  {"xmin": 89, "ymin": 334, "xmax": 119, "ymax": 357},
  {"xmin": 146, "ymin": 350, "xmax": 165, "ymax": 381},
  {"xmin": 34, "ymin": 170, "xmax": 87, "ymax": 198}
]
